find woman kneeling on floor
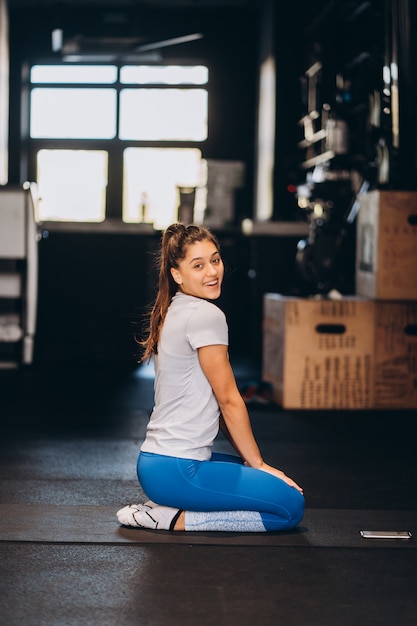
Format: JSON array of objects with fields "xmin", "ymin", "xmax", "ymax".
[{"xmin": 117, "ymin": 223, "xmax": 304, "ymax": 532}]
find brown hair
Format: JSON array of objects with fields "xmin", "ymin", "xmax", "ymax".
[{"xmin": 139, "ymin": 223, "xmax": 220, "ymax": 363}]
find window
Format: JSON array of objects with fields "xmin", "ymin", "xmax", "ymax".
[
  {"xmin": 37, "ymin": 150, "xmax": 108, "ymax": 222},
  {"xmin": 119, "ymin": 89, "xmax": 207, "ymax": 141},
  {"xmin": 123, "ymin": 147, "xmax": 206, "ymax": 229},
  {"xmin": 31, "ymin": 88, "xmax": 117, "ymax": 139},
  {"xmin": 29, "ymin": 64, "xmax": 208, "ymax": 227}
]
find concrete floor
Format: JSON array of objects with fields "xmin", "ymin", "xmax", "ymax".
[{"xmin": 1, "ymin": 362, "xmax": 416, "ymax": 626}]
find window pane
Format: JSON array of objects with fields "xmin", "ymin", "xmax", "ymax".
[
  {"xmin": 31, "ymin": 65, "xmax": 118, "ymax": 84},
  {"xmin": 123, "ymin": 147, "xmax": 207, "ymax": 229},
  {"xmin": 119, "ymin": 89, "xmax": 207, "ymax": 140},
  {"xmin": 37, "ymin": 150, "xmax": 107, "ymax": 222},
  {"xmin": 120, "ymin": 65, "xmax": 208, "ymax": 85},
  {"xmin": 30, "ymin": 88, "xmax": 117, "ymax": 138}
]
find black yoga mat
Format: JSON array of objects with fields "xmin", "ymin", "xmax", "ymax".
[{"xmin": 0, "ymin": 504, "xmax": 415, "ymax": 548}]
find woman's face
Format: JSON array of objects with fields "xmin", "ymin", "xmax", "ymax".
[{"xmin": 171, "ymin": 239, "xmax": 224, "ymax": 300}]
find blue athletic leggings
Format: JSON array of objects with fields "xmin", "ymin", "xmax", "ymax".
[{"xmin": 137, "ymin": 450, "xmax": 304, "ymax": 531}]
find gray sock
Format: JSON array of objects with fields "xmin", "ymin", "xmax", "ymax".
[{"xmin": 185, "ymin": 510, "xmax": 266, "ymax": 532}]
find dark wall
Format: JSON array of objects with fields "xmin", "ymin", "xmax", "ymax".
[
  {"xmin": 35, "ymin": 231, "xmax": 160, "ymax": 366},
  {"xmin": 34, "ymin": 229, "xmax": 302, "ymax": 367}
]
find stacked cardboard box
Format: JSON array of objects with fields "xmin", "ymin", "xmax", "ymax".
[
  {"xmin": 262, "ymin": 191, "xmax": 417, "ymax": 409},
  {"xmin": 355, "ymin": 190, "xmax": 417, "ymax": 300},
  {"xmin": 262, "ymin": 294, "xmax": 375, "ymax": 409},
  {"xmin": 355, "ymin": 190, "xmax": 417, "ymax": 409}
]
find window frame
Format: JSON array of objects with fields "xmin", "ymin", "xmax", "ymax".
[{"xmin": 25, "ymin": 61, "xmax": 209, "ymax": 226}]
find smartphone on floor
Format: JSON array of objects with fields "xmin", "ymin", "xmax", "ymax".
[{"xmin": 360, "ymin": 530, "xmax": 412, "ymax": 540}]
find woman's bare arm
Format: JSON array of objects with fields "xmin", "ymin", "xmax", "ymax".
[{"xmin": 198, "ymin": 344, "xmax": 303, "ymax": 493}]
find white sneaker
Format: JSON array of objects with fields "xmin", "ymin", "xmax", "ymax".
[{"xmin": 116, "ymin": 502, "xmax": 155, "ymax": 527}]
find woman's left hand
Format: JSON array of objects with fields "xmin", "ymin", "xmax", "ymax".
[{"xmin": 257, "ymin": 462, "xmax": 304, "ymax": 494}]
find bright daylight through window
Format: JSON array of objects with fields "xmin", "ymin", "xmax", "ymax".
[{"xmin": 30, "ymin": 64, "xmax": 208, "ymax": 226}]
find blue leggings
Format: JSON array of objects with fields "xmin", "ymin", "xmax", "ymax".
[{"xmin": 137, "ymin": 451, "xmax": 304, "ymax": 531}]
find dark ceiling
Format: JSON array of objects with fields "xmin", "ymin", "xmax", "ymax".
[
  {"xmin": 8, "ymin": 0, "xmax": 253, "ymax": 7},
  {"xmin": 6, "ymin": 0, "xmax": 260, "ymax": 61}
]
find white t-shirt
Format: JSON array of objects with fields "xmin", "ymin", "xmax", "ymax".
[{"xmin": 141, "ymin": 292, "xmax": 229, "ymax": 461}]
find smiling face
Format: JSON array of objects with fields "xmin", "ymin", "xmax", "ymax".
[{"xmin": 170, "ymin": 239, "xmax": 224, "ymax": 300}]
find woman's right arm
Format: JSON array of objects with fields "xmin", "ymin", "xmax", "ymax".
[{"xmin": 198, "ymin": 344, "xmax": 303, "ymax": 493}]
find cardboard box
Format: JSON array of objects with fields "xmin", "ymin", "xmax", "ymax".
[
  {"xmin": 374, "ymin": 301, "xmax": 417, "ymax": 409},
  {"xmin": 262, "ymin": 294, "xmax": 375, "ymax": 409},
  {"xmin": 356, "ymin": 190, "xmax": 417, "ymax": 300}
]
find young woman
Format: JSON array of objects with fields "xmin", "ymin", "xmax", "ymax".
[{"xmin": 117, "ymin": 223, "xmax": 304, "ymax": 532}]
